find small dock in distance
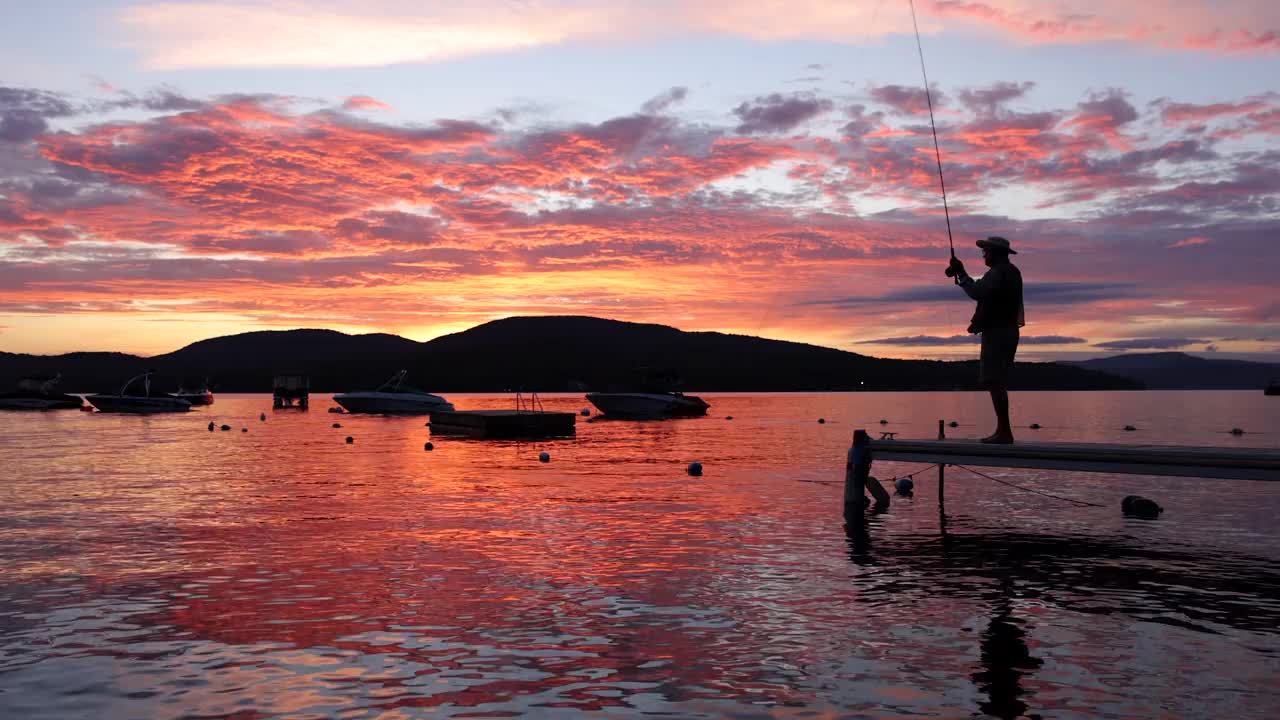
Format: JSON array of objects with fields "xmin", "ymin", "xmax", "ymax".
[
  {"xmin": 869, "ymin": 437, "xmax": 1280, "ymax": 481},
  {"xmin": 429, "ymin": 409, "xmax": 576, "ymax": 439}
]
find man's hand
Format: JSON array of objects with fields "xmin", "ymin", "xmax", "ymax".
[{"xmin": 945, "ymin": 256, "xmax": 965, "ymax": 278}]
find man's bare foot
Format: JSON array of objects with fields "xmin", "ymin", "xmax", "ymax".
[{"xmin": 980, "ymin": 433, "xmax": 1014, "ymax": 444}]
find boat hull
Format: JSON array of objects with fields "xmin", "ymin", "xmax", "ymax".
[
  {"xmin": 170, "ymin": 391, "xmax": 214, "ymax": 405},
  {"xmin": 333, "ymin": 392, "xmax": 455, "ymax": 415},
  {"xmin": 86, "ymin": 395, "xmax": 192, "ymax": 413},
  {"xmin": 586, "ymin": 392, "xmax": 709, "ymax": 419},
  {"xmin": 0, "ymin": 393, "xmax": 84, "ymax": 410}
]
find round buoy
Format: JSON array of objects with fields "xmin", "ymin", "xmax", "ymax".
[
  {"xmin": 328, "ymin": 407, "xmax": 343, "ymax": 414},
  {"xmin": 220, "ymin": 424, "xmax": 230, "ymax": 431},
  {"xmin": 1029, "ymin": 423, "xmax": 1041, "ymax": 429},
  {"xmin": 580, "ymin": 408, "xmax": 590, "ymax": 416},
  {"xmin": 687, "ymin": 462, "xmax": 703, "ymax": 476},
  {"xmin": 1124, "ymin": 425, "xmax": 1137, "ymax": 431},
  {"xmin": 879, "ymin": 419, "xmax": 888, "ymax": 425},
  {"xmin": 207, "ymin": 421, "xmax": 215, "ymax": 432},
  {"xmin": 332, "ymin": 422, "xmax": 342, "ymax": 428},
  {"xmin": 241, "ymin": 428, "xmax": 248, "ymax": 433},
  {"xmin": 948, "ymin": 421, "xmax": 959, "ymax": 428},
  {"xmin": 725, "ymin": 415, "xmax": 733, "ymax": 420},
  {"xmin": 538, "ymin": 451, "xmax": 550, "ymax": 463},
  {"xmin": 895, "ymin": 477, "xmax": 914, "ymax": 495},
  {"xmin": 424, "ymin": 441, "xmax": 434, "ymax": 451},
  {"xmin": 1230, "ymin": 427, "xmax": 1245, "ymax": 436},
  {"xmin": 1121, "ymin": 495, "xmax": 1163, "ymax": 519},
  {"xmin": 818, "ymin": 418, "xmax": 826, "ymax": 424},
  {"xmin": 259, "ymin": 412, "xmax": 266, "ymax": 421},
  {"xmin": 345, "ymin": 436, "xmax": 354, "ymax": 444}
]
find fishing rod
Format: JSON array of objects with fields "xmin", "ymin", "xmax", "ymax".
[{"xmin": 907, "ymin": 0, "xmax": 957, "ymax": 271}]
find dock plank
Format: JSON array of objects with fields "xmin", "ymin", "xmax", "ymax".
[{"xmin": 868, "ymin": 438, "xmax": 1280, "ymax": 481}]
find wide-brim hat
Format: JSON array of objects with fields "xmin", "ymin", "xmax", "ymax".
[{"xmin": 976, "ymin": 236, "xmax": 1016, "ymax": 254}]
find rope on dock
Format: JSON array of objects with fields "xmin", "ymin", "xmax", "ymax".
[
  {"xmin": 811, "ymin": 463, "xmax": 1108, "ymax": 509},
  {"xmin": 800, "ymin": 463, "xmax": 941, "ymax": 486},
  {"xmin": 951, "ymin": 463, "xmax": 1106, "ymax": 508}
]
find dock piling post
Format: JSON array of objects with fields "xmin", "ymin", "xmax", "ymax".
[
  {"xmin": 844, "ymin": 429, "xmax": 872, "ymax": 524},
  {"xmin": 937, "ymin": 420, "xmax": 946, "ymax": 507}
]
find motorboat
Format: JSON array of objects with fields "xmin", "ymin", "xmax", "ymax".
[
  {"xmin": 170, "ymin": 381, "xmax": 214, "ymax": 405},
  {"xmin": 332, "ymin": 370, "xmax": 454, "ymax": 415},
  {"xmin": 0, "ymin": 374, "xmax": 84, "ymax": 410},
  {"xmin": 586, "ymin": 391, "xmax": 709, "ymax": 419},
  {"xmin": 86, "ymin": 371, "xmax": 192, "ymax": 413}
]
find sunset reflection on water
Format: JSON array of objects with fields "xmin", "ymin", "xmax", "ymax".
[{"xmin": 2, "ymin": 392, "xmax": 1278, "ymax": 718}]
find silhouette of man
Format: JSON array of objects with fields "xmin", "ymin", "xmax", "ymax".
[{"xmin": 947, "ymin": 236, "xmax": 1024, "ymax": 444}]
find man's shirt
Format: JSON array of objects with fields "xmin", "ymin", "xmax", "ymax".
[{"xmin": 957, "ymin": 262, "xmax": 1024, "ymax": 334}]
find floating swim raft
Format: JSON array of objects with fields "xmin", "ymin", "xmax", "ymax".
[{"xmin": 429, "ymin": 409, "xmax": 576, "ymax": 439}]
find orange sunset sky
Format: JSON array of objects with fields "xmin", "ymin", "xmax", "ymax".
[{"xmin": 1, "ymin": 1, "xmax": 1277, "ymax": 361}]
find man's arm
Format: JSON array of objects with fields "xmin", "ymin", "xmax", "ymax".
[{"xmin": 956, "ymin": 266, "xmax": 1002, "ymax": 300}]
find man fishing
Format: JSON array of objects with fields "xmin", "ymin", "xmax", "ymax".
[{"xmin": 947, "ymin": 237, "xmax": 1024, "ymax": 444}]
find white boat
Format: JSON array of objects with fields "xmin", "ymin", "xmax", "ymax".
[
  {"xmin": 332, "ymin": 370, "xmax": 454, "ymax": 415},
  {"xmin": 169, "ymin": 383, "xmax": 214, "ymax": 405},
  {"xmin": 0, "ymin": 374, "xmax": 84, "ymax": 410},
  {"xmin": 586, "ymin": 391, "xmax": 709, "ymax": 419},
  {"xmin": 86, "ymin": 371, "xmax": 192, "ymax": 413}
]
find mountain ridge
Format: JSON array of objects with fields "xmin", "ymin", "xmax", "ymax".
[
  {"xmin": 2, "ymin": 315, "xmax": 1140, "ymax": 392},
  {"xmin": 1065, "ymin": 352, "xmax": 1280, "ymax": 390}
]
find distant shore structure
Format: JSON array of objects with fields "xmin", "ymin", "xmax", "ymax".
[{"xmin": 273, "ymin": 373, "xmax": 309, "ymax": 409}]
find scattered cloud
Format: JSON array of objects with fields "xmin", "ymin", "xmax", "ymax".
[
  {"xmin": 111, "ymin": 1, "xmax": 1280, "ymax": 71},
  {"xmin": 1094, "ymin": 337, "xmax": 1208, "ymax": 350},
  {"xmin": 342, "ymin": 95, "xmax": 391, "ymax": 111},
  {"xmin": 1169, "ymin": 236, "xmax": 1211, "ymax": 248},
  {"xmin": 958, "ymin": 81, "xmax": 1035, "ymax": 115},
  {"xmin": 868, "ymin": 84, "xmax": 943, "ymax": 116},
  {"xmin": 733, "ymin": 92, "xmax": 833, "ymax": 134},
  {"xmin": 1, "ymin": 80, "xmax": 1277, "ymax": 356},
  {"xmin": 803, "ymin": 282, "xmax": 1141, "ymax": 309},
  {"xmin": 861, "ymin": 334, "xmax": 1086, "ymax": 346},
  {"xmin": 0, "ymin": 86, "xmax": 76, "ymax": 143},
  {"xmin": 641, "ymin": 87, "xmax": 689, "ymax": 114}
]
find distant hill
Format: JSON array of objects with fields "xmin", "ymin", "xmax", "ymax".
[
  {"xmin": 0, "ymin": 315, "xmax": 1138, "ymax": 393},
  {"xmin": 1065, "ymin": 352, "xmax": 1280, "ymax": 390}
]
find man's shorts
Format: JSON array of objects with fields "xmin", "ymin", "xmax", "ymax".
[{"xmin": 979, "ymin": 327, "xmax": 1020, "ymax": 387}]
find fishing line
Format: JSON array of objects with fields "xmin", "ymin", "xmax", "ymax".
[
  {"xmin": 800, "ymin": 461, "xmax": 1107, "ymax": 510},
  {"xmin": 907, "ymin": 0, "xmax": 955, "ymax": 260},
  {"xmin": 952, "ymin": 464, "xmax": 1106, "ymax": 508}
]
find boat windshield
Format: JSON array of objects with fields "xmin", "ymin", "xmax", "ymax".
[
  {"xmin": 376, "ymin": 370, "xmax": 436, "ymax": 395},
  {"xmin": 120, "ymin": 371, "xmax": 154, "ymax": 396}
]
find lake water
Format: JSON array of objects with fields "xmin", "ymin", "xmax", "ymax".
[{"xmin": 1, "ymin": 391, "xmax": 1278, "ymax": 719}]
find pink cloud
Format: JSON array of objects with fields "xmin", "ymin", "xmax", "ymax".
[
  {"xmin": 3, "ymin": 82, "xmax": 1278, "ymax": 356},
  {"xmin": 342, "ymin": 95, "xmax": 391, "ymax": 111},
  {"xmin": 112, "ymin": 1, "xmax": 1280, "ymax": 72},
  {"xmin": 925, "ymin": 0, "xmax": 1280, "ymax": 55},
  {"xmin": 1168, "ymin": 236, "xmax": 1210, "ymax": 248}
]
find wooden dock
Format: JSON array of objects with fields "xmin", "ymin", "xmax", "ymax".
[
  {"xmin": 428, "ymin": 409, "xmax": 576, "ymax": 439},
  {"xmin": 842, "ymin": 426, "xmax": 1280, "ymax": 543},
  {"xmin": 868, "ymin": 437, "xmax": 1280, "ymax": 481}
]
